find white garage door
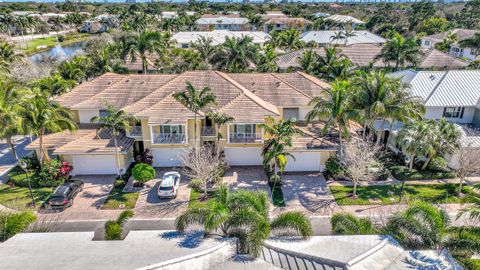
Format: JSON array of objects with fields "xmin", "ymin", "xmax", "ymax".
[
  {"xmin": 152, "ymin": 148, "xmax": 186, "ymax": 167},
  {"xmin": 73, "ymin": 155, "xmax": 118, "ymax": 175},
  {"xmin": 285, "ymin": 151, "xmax": 322, "ymax": 172},
  {"xmin": 224, "ymin": 147, "xmax": 262, "ymax": 166}
]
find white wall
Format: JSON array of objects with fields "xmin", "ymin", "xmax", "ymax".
[
  {"xmin": 424, "ymin": 107, "xmax": 475, "ymax": 124},
  {"xmin": 450, "ymin": 46, "xmax": 477, "ymax": 61},
  {"xmin": 78, "ymin": 110, "xmax": 99, "ymax": 124},
  {"xmin": 298, "ymin": 106, "xmax": 313, "ymax": 121},
  {"xmin": 420, "ymin": 38, "xmax": 436, "ymax": 49}
]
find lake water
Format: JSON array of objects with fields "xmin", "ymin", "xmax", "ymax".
[{"xmin": 30, "ymin": 42, "xmax": 84, "ymax": 62}]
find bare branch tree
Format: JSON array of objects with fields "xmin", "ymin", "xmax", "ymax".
[
  {"xmin": 343, "ymin": 139, "xmax": 384, "ymax": 199},
  {"xmin": 455, "ymin": 143, "xmax": 480, "ymax": 196},
  {"xmin": 180, "ymin": 144, "xmax": 222, "ymax": 197}
]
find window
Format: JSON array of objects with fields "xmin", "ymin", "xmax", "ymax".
[
  {"xmin": 233, "ymin": 124, "xmax": 256, "ymax": 134},
  {"xmin": 443, "ymin": 107, "xmax": 464, "ymax": 118},
  {"xmin": 181, "ymin": 43, "xmax": 189, "ymax": 49},
  {"xmin": 424, "ymin": 40, "xmax": 431, "ymax": 46},
  {"xmin": 159, "ymin": 125, "xmax": 184, "ymax": 134},
  {"xmin": 283, "ymin": 108, "xmax": 300, "ymax": 120},
  {"xmin": 99, "ymin": 110, "xmax": 109, "ymax": 117}
]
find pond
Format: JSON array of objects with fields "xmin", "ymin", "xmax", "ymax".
[{"xmin": 30, "ymin": 42, "xmax": 84, "ymax": 62}]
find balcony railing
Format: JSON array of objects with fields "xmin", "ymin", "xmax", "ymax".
[
  {"xmin": 128, "ymin": 126, "xmax": 143, "ymax": 137},
  {"xmin": 229, "ymin": 133, "xmax": 263, "ymax": 143},
  {"xmin": 202, "ymin": 126, "xmax": 215, "ymax": 136},
  {"xmin": 153, "ymin": 133, "xmax": 186, "ymax": 144}
]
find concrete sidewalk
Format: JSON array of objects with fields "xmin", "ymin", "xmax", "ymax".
[{"xmin": 0, "ymin": 137, "xmax": 32, "ymax": 181}]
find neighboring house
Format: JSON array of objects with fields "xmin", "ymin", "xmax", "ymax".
[
  {"xmin": 312, "ymin": 12, "xmax": 330, "ymax": 18},
  {"xmin": 27, "ymin": 71, "xmax": 337, "ymax": 175},
  {"xmin": 158, "ymin": 11, "xmax": 196, "ymax": 19},
  {"xmin": 196, "ymin": 14, "xmax": 250, "ymax": 31},
  {"xmin": 300, "ymin": 31, "xmax": 386, "ymax": 46},
  {"xmin": 324, "ymin": 14, "xmax": 365, "ymax": 29},
  {"xmin": 79, "ymin": 14, "xmax": 117, "ymax": 34},
  {"xmin": 277, "ymin": 44, "xmax": 468, "ymax": 70},
  {"xmin": 172, "ymin": 30, "xmax": 270, "ymax": 48},
  {"xmin": 378, "ymin": 70, "xmax": 480, "ymax": 167},
  {"xmin": 263, "ymin": 16, "xmax": 312, "ymax": 33},
  {"xmin": 421, "ymin": 29, "xmax": 480, "ymax": 61}
]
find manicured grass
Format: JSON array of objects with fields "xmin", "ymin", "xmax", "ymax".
[
  {"xmin": 22, "ymin": 33, "xmax": 91, "ymax": 54},
  {"xmin": 271, "ymin": 185, "xmax": 286, "ymax": 207},
  {"xmin": 0, "ymin": 184, "xmax": 51, "ymax": 210},
  {"xmin": 102, "ymin": 188, "xmax": 139, "ymax": 210},
  {"xmin": 390, "ymin": 165, "xmax": 456, "ymax": 181},
  {"xmin": 456, "ymin": 257, "xmax": 480, "ymax": 270},
  {"xmin": 188, "ymin": 188, "xmax": 213, "ymax": 209},
  {"xmin": 329, "ymin": 183, "xmax": 477, "ymax": 205}
]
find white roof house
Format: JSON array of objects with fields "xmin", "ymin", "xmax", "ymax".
[
  {"xmin": 196, "ymin": 16, "xmax": 249, "ymax": 26},
  {"xmin": 300, "ymin": 30, "xmax": 386, "ymax": 46},
  {"xmin": 172, "ymin": 30, "xmax": 270, "ymax": 48},
  {"xmin": 159, "ymin": 11, "xmax": 196, "ymax": 19},
  {"xmin": 325, "ymin": 14, "xmax": 365, "ymax": 25}
]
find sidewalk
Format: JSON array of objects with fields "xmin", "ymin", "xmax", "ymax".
[{"xmin": 328, "ymin": 176, "xmax": 480, "ymax": 187}]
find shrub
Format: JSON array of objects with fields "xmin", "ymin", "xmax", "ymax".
[
  {"xmin": 390, "ymin": 165, "xmax": 456, "ymax": 180},
  {"xmin": 132, "ymin": 163, "xmax": 156, "ymax": 183},
  {"xmin": 135, "ymin": 149, "xmax": 153, "ymax": 166},
  {"xmin": 325, "ymin": 155, "xmax": 345, "ymax": 178},
  {"xmin": 189, "ymin": 179, "xmax": 203, "ymax": 191},
  {"xmin": 20, "ymin": 153, "xmax": 41, "ymax": 173},
  {"xmin": 104, "ymin": 221, "xmax": 122, "ymax": 240},
  {"xmin": 38, "ymin": 159, "xmax": 71, "ymax": 188},
  {"xmin": 57, "ymin": 35, "xmax": 65, "ymax": 42},
  {"xmin": 331, "ymin": 213, "xmax": 376, "ymax": 235},
  {"xmin": 0, "ymin": 211, "xmax": 37, "ymax": 241},
  {"xmin": 426, "ymin": 157, "xmax": 449, "ymax": 172},
  {"xmin": 8, "ymin": 166, "xmax": 41, "ymax": 188}
]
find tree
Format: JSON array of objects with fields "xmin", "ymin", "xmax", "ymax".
[
  {"xmin": 297, "ymin": 49, "xmax": 318, "ymax": 74},
  {"xmin": 457, "ymin": 185, "xmax": 480, "ymax": 223},
  {"xmin": 191, "ymin": 36, "xmax": 216, "ymax": 70},
  {"xmin": 276, "ymin": 29, "xmax": 304, "ymax": 52},
  {"xmin": 104, "ymin": 210, "xmax": 134, "ymax": 240},
  {"xmin": 175, "ymin": 185, "xmax": 312, "ymax": 256},
  {"xmin": 314, "ymin": 46, "xmax": 356, "ymax": 81},
  {"xmin": 132, "ymin": 163, "xmax": 156, "ymax": 183},
  {"xmin": 459, "ymin": 33, "xmax": 480, "ymax": 61},
  {"xmin": 408, "ymin": 1, "xmax": 435, "ymax": 31},
  {"xmin": 330, "ymin": 30, "xmax": 356, "ymax": 46},
  {"xmin": 0, "ymin": 41, "xmax": 24, "ymax": 73},
  {"xmin": 343, "ymin": 140, "xmax": 383, "ymax": 199},
  {"xmin": 212, "ymin": 36, "xmax": 258, "ymax": 72},
  {"xmin": 20, "ymin": 87, "xmax": 77, "ymax": 165},
  {"xmin": 0, "ymin": 78, "xmax": 25, "ymax": 161},
  {"xmin": 57, "ymin": 57, "xmax": 88, "ymax": 82},
  {"xmin": 435, "ymin": 32, "xmax": 458, "ymax": 53},
  {"xmin": 180, "ymin": 145, "xmax": 222, "ymax": 197},
  {"xmin": 331, "ymin": 213, "xmax": 376, "ymax": 235},
  {"xmin": 397, "ymin": 120, "xmax": 430, "ymax": 169},
  {"xmin": 172, "ymin": 82, "xmax": 216, "ymax": 146},
  {"xmin": 454, "ymin": 145, "xmax": 480, "ymax": 196},
  {"xmin": 421, "ymin": 119, "xmax": 460, "ymax": 170},
  {"xmin": 455, "ymin": 0, "xmax": 480, "ymax": 29},
  {"xmin": 90, "ymin": 102, "xmax": 137, "ymax": 178},
  {"xmin": 256, "ymin": 44, "xmax": 278, "ymax": 72},
  {"xmin": 417, "ymin": 17, "xmax": 451, "ymax": 35},
  {"xmin": 206, "ymin": 111, "xmax": 234, "ymax": 156},
  {"xmin": 384, "ymin": 201, "xmax": 480, "ymax": 256},
  {"xmin": 32, "ymin": 74, "xmax": 77, "ymax": 96},
  {"xmin": 376, "ymin": 32, "xmax": 421, "ymax": 71},
  {"xmin": 306, "ymin": 80, "xmax": 357, "ymax": 159}
]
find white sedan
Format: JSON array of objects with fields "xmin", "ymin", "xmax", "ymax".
[{"xmin": 157, "ymin": 171, "xmax": 181, "ymax": 198}]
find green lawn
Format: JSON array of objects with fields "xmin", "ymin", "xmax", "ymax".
[
  {"xmin": 22, "ymin": 33, "xmax": 91, "ymax": 55},
  {"xmin": 329, "ymin": 183, "xmax": 476, "ymax": 205},
  {"xmin": 188, "ymin": 189, "xmax": 213, "ymax": 209},
  {"xmin": 0, "ymin": 184, "xmax": 51, "ymax": 210},
  {"xmin": 102, "ymin": 182, "xmax": 139, "ymax": 210}
]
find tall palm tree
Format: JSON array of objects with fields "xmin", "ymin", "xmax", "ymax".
[
  {"xmin": 206, "ymin": 111, "xmax": 234, "ymax": 156},
  {"xmin": 376, "ymin": 32, "xmax": 421, "ymax": 71},
  {"xmin": 306, "ymin": 80, "xmax": 357, "ymax": 159},
  {"xmin": 279, "ymin": 29, "xmax": 304, "ymax": 52},
  {"xmin": 314, "ymin": 46, "xmax": 356, "ymax": 81},
  {"xmin": 459, "ymin": 33, "xmax": 480, "ymax": 61},
  {"xmin": 191, "ymin": 36, "xmax": 216, "ymax": 70},
  {"xmin": 212, "ymin": 36, "xmax": 258, "ymax": 72},
  {"xmin": 90, "ymin": 103, "xmax": 137, "ymax": 178},
  {"xmin": 172, "ymin": 82, "xmax": 216, "ymax": 146},
  {"xmin": 176, "ymin": 185, "xmax": 312, "ymax": 256},
  {"xmin": 0, "ymin": 78, "xmax": 25, "ymax": 160},
  {"xmin": 384, "ymin": 200, "xmax": 480, "ymax": 256},
  {"xmin": 20, "ymin": 88, "xmax": 77, "ymax": 165}
]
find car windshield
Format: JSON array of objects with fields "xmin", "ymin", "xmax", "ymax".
[
  {"xmin": 53, "ymin": 185, "xmax": 69, "ymax": 196},
  {"xmin": 159, "ymin": 186, "xmax": 172, "ymax": 191}
]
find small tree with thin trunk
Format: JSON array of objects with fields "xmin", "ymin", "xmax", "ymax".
[
  {"xmin": 455, "ymin": 143, "xmax": 480, "ymax": 196},
  {"xmin": 343, "ymin": 139, "xmax": 383, "ymax": 199},
  {"xmin": 206, "ymin": 111, "xmax": 234, "ymax": 156},
  {"xmin": 180, "ymin": 144, "xmax": 222, "ymax": 198}
]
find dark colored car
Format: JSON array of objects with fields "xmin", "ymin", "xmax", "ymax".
[{"xmin": 48, "ymin": 180, "xmax": 84, "ymax": 210}]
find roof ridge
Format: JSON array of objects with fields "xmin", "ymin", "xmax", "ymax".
[
  {"xmin": 72, "ymin": 74, "xmax": 134, "ymax": 109},
  {"xmin": 270, "ymin": 73, "xmax": 312, "ymax": 99},
  {"xmin": 296, "ymin": 71, "xmax": 330, "ymax": 89},
  {"xmin": 423, "ymin": 71, "xmax": 449, "ymax": 104},
  {"xmin": 214, "ymin": 71, "xmax": 280, "ymax": 115}
]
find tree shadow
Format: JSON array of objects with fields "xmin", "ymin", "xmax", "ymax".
[{"xmin": 160, "ymin": 230, "xmax": 205, "ymax": 248}]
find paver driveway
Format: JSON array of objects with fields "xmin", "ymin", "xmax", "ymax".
[
  {"xmin": 39, "ymin": 175, "xmax": 120, "ymax": 220},
  {"xmin": 134, "ymin": 168, "xmax": 191, "ymax": 219},
  {"xmin": 223, "ymin": 166, "xmax": 271, "ymax": 194}
]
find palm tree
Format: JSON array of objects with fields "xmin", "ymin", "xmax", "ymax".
[
  {"xmin": 0, "ymin": 41, "xmax": 24, "ymax": 73},
  {"xmin": 279, "ymin": 29, "xmax": 304, "ymax": 52},
  {"xmin": 32, "ymin": 74, "xmax": 77, "ymax": 96},
  {"xmin": 57, "ymin": 57, "xmax": 87, "ymax": 82},
  {"xmin": 315, "ymin": 46, "xmax": 356, "ymax": 81},
  {"xmin": 331, "ymin": 213, "xmax": 376, "ymax": 235},
  {"xmin": 0, "ymin": 78, "xmax": 25, "ymax": 160},
  {"xmin": 457, "ymin": 185, "xmax": 480, "ymax": 223},
  {"xmin": 376, "ymin": 32, "xmax": 421, "ymax": 71},
  {"xmin": 397, "ymin": 120, "xmax": 429, "ymax": 169},
  {"xmin": 306, "ymin": 80, "xmax": 357, "ymax": 159},
  {"xmin": 256, "ymin": 44, "xmax": 278, "ymax": 72},
  {"xmin": 176, "ymin": 185, "xmax": 312, "ymax": 256},
  {"xmin": 90, "ymin": 103, "xmax": 137, "ymax": 178},
  {"xmin": 384, "ymin": 200, "xmax": 480, "ymax": 256},
  {"xmin": 191, "ymin": 36, "xmax": 216, "ymax": 70},
  {"xmin": 212, "ymin": 36, "xmax": 258, "ymax": 72},
  {"xmin": 297, "ymin": 49, "xmax": 318, "ymax": 74},
  {"xmin": 20, "ymin": 88, "xmax": 77, "ymax": 165},
  {"xmin": 172, "ymin": 82, "xmax": 216, "ymax": 146},
  {"xmin": 420, "ymin": 119, "xmax": 460, "ymax": 170},
  {"xmin": 206, "ymin": 111, "xmax": 234, "ymax": 156},
  {"xmin": 459, "ymin": 33, "xmax": 480, "ymax": 61}
]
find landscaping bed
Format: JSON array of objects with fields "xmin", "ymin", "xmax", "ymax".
[
  {"xmin": 389, "ymin": 165, "xmax": 456, "ymax": 180},
  {"xmin": 188, "ymin": 188, "xmax": 213, "ymax": 209},
  {"xmin": 102, "ymin": 178, "xmax": 139, "ymax": 210},
  {"xmin": 329, "ymin": 183, "xmax": 477, "ymax": 205}
]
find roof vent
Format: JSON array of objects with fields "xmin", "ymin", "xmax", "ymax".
[
  {"xmin": 107, "ymin": 81, "xmax": 112, "ymax": 85},
  {"xmin": 140, "ymin": 81, "xmax": 145, "ymax": 84},
  {"xmin": 125, "ymin": 79, "xmax": 130, "ymax": 83},
  {"xmin": 276, "ymin": 81, "xmax": 281, "ymax": 87},
  {"xmin": 429, "ymin": 75, "xmax": 436, "ymax": 81}
]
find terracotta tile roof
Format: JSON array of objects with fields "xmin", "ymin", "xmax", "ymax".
[
  {"xmin": 291, "ymin": 122, "xmax": 338, "ymax": 150},
  {"xmin": 137, "ymin": 95, "xmax": 201, "ymax": 124},
  {"xmin": 55, "ymin": 73, "xmax": 126, "ymax": 108},
  {"xmin": 53, "ymin": 129, "xmax": 134, "ymax": 155},
  {"xmin": 220, "ymin": 93, "xmax": 278, "ymax": 123},
  {"xmin": 26, "ymin": 129, "xmax": 94, "ymax": 150},
  {"xmin": 277, "ymin": 44, "xmax": 469, "ymax": 70},
  {"xmin": 121, "ymin": 52, "xmax": 158, "ymax": 72}
]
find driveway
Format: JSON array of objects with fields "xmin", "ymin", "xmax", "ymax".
[
  {"xmin": 39, "ymin": 175, "xmax": 120, "ymax": 220},
  {"xmin": 272, "ymin": 173, "xmax": 337, "ymax": 217},
  {"xmin": 134, "ymin": 168, "xmax": 191, "ymax": 219},
  {"xmin": 223, "ymin": 166, "xmax": 271, "ymax": 194}
]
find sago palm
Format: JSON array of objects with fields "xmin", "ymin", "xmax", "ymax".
[
  {"xmin": 331, "ymin": 213, "xmax": 376, "ymax": 235},
  {"xmin": 90, "ymin": 102, "xmax": 137, "ymax": 178},
  {"xmin": 172, "ymin": 82, "xmax": 216, "ymax": 146},
  {"xmin": 176, "ymin": 185, "xmax": 313, "ymax": 257}
]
